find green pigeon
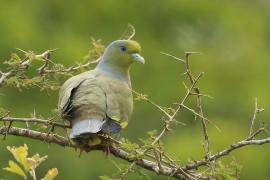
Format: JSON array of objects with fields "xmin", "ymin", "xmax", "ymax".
[{"xmin": 58, "ymin": 40, "xmax": 144, "ymax": 146}]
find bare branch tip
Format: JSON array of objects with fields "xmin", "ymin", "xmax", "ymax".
[
  {"xmin": 185, "ymin": 51, "xmax": 201, "ymax": 55},
  {"xmin": 16, "ymin": 48, "xmax": 28, "ymax": 54},
  {"xmin": 160, "ymin": 52, "xmax": 185, "ymax": 63}
]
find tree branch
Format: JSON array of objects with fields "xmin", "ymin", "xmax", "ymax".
[
  {"xmin": 0, "ymin": 126, "xmax": 189, "ymax": 180},
  {"xmin": 0, "ymin": 126, "xmax": 72, "ymax": 147},
  {"xmin": 1, "ymin": 117, "xmax": 70, "ymax": 129},
  {"xmin": 184, "ymin": 136, "xmax": 270, "ymax": 171}
]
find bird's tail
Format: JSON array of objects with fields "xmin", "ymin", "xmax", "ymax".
[
  {"xmin": 70, "ymin": 119, "xmax": 104, "ymax": 138},
  {"xmin": 70, "ymin": 119, "xmax": 104, "ymax": 146},
  {"xmin": 70, "ymin": 119, "xmax": 122, "ymax": 146}
]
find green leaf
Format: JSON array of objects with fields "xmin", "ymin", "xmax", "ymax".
[
  {"xmin": 41, "ymin": 168, "xmax": 58, "ymax": 180},
  {"xmin": 3, "ymin": 160, "xmax": 26, "ymax": 178},
  {"xmin": 7, "ymin": 144, "xmax": 29, "ymax": 171},
  {"xmin": 6, "ymin": 144, "xmax": 47, "ymax": 172},
  {"xmin": 24, "ymin": 154, "xmax": 48, "ymax": 171},
  {"xmin": 7, "ymin": 144, "xmax": 28, "ymax": 163}
]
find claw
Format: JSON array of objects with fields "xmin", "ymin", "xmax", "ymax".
[{"xmin": 103, "ymin": 144, "xmax": 110, "ymax": 156}]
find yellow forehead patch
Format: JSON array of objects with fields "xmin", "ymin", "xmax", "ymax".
[{"xmin": 125, "ymin": 40, "xmax": 141, "ymax": 53}]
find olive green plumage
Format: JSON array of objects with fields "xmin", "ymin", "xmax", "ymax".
[{"xmin": 58, "ymin": 40, "xmax": 144, "ymax": 146}]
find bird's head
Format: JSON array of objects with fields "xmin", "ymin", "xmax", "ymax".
[{"xmin": 99, "ymin": 40, "xmax": 145, "ymax": 69}]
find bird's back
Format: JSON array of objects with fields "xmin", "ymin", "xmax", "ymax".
[{"xmin": 71, "ymin": 69, "xmax": 133, "ymax": 126}]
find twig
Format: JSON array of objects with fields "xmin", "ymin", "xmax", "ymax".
[
  {"xmin": 246, "ymin": 127, "xmax": 265, "ymax": 141},
  {"xmin": 36, "ymin": 49, "xmax": 58, "ymax": 74},
  {"xmin": 0, "ymin": 126, "xmax": 73, "ymax": 147},
  {"xmin": 249, "ymin": 98, "xmax": 258, "ymax": 137},
  {"xmin": 248, "ymin": 98, "xmax": 265, "ymax": 138},
  {"xmin": 0, "ymin": 117, "xmax": 70, "ymax": 129},
  {"xmin": 118, "ymin": 72, "xmax": 204, "ymax": 180},
  {"xmin": 184, "ymin": 136, "xmax": 270, "ymax": 170},
  {"xmin": 0, "ymin": 49, "xmax": 52, "ymax": 86},
  {"xmin": 132, "ymin": 90, "xmax": 172, "ymax": 119},
  {"xmin": 0, "ymin": 49, "xmax": 100, "ymax": 87},
  {"xmin": 184, "ymin": 52, "xmax": 211, "ymax": 159},
  {"xmin": 160, "ymin": 52, "xmax": 185, "ymax": 63},
  {"xmin": 120, "ymin": 24, "xmax": 136, "ymax": 40},
  {"xmin": 41, "ymin": 58, "xmax": 100, "ymax": 74}
]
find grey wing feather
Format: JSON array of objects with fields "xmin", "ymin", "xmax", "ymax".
[
  {"xmin": 101, "ymin": 118, "xmax": 121, "ymax": 134},
  {"xmin": 58, "ymin": 71, "xmax": 91, "ymax": 118},
  {"xmin": 61, "ymin": 86, "xmax": 79, "ymax": 117}
]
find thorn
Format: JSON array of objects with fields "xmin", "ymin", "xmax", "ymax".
[
  {"xmin": 103, "ymin": 145, "xmax": 111, "ymax": 156},
  {"xmin": 181, "ymin": 71, "xmax": 188, "ymax": 76},
  {"xmin": 33, "ymin": 108, "xmax": 36, "ymax": 118},
  {"xmin": 48, "ymin": 48, "xmax": 58, "ymax": 52},
  {"xmin": 185, "ymin": 51, "xmax": 201, "ymax": 56},
  {"xmin": 182, "ymin": 82, "xmax": 189, "ymax": 91},
  {"xmin": 16, "ymin": 48, "xmax": 28, "ymax": 54},
  {"xmin": 257, "ymin": 108, "xmax": 265, "ymax": 113},
  {"xmin": 79, "ymin": 148, "xmax": 84, "ymax": 157},
  {"xmin": 174, "ymin": 120, "xmax": 186, "ymax": 126},
  {"xmin": 36, "ymin": 48, "xmax": 58, "ymax": 60},
  {"xmin": 160, "ymin": 52, "xmax": 185, "ymax": 63}
]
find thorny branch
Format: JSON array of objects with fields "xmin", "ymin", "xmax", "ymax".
[
  {"xmin": 0, "ymin": 48, "xmax": 100, "ymax": 88},
  {"xmin": 1, "ymin": 100, "xmax": 269, "ymax": 179},
  {"xmin": 248, "ymin": 98, "xmax": 265, "ymax": 137},
  {"xmin": 184, "ymin": 136, "xmax": 270, "ymax": 171},
  {"xmin": 0, "ymin": 126, "xmax": 189, "ymax": 180},
  {"xmin": 1, "ymin": 30, "xmax": 270, "ymax": 179},
  {"xmin": 117, "ymin": 65, "xmax": 205, "ymax": 179},
  {"xmin": 162, "ymin": 52, "xmax": 211, "ymax": 158},
  {"xmin": 1, "ymin": 116, "xmax": 69, "ymax": 128}
]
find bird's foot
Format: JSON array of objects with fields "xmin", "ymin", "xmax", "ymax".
[
  {"xmin": 103, "ymin": 144, "xmax": 110, "ymax": 156},
  {"xmin": 78, "ymin": 145, "xmax": 91, "ymax": 157}
]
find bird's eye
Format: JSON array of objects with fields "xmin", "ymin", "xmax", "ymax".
[{"xmin": 120, "ymin": 46, "xmax": 126, "ymax": 52}]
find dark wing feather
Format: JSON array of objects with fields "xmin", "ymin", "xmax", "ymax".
[
  {"xmin": 61, "ymin": 85, "xmax": 82, "ymax": 119},
  {"xmin": 101, "ymin": 117, "xmax": 121, "ymax": 134}
]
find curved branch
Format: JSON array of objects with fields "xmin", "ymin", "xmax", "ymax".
[
  {"xmin": 184, "ymin": 137, "xmax": 270, "ymax": 170},
  {"xmin": 0, "ymin": 126, "xmax": 72, "ymax": 147},
  {"xmin": 1, "ymin": 117, "xmax": 70, "ymax": 129},
  {"xmin": 0, "ymin": 49, "xmax": 100, "ymax": 87},
  {"xmin": 0, "ymin": 126, "xmax": 188, "ymax": 180}
]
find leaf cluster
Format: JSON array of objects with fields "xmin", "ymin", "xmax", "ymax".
[{"xmin": 3, "ymin": 144, "xmax": 58, "ymax": 180}]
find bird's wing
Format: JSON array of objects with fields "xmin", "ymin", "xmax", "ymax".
[
  {"xmin": 58, "ymin": 70, "xmax": 132, "ymax": 134},
  {"xmin": 71, "ymin": 72, "xmax": 123, "ymax": 134},
  {"xmin": 58, "ymin": 71, "xmax": 91, "ymax": 118},
  {"xmin": 97, "ymin": 73, "xmax": 133, "ymax": 132}
]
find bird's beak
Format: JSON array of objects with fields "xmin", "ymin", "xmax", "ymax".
[{"xmin": 131, "ymin": 53, "xmax": 145, "ymax": 64}]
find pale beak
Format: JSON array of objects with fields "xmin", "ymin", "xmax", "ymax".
[{"xmin": 131, "ymin": 53, "xmax": 145, "ymax": 64}]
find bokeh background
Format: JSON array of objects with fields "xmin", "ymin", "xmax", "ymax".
[{"xmin": 1, "ymin": 0, "xmax": 270, "ymax": 179}]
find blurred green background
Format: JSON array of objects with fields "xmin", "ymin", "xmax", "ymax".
[{"xmin": 1, "ymin": 0, "xmax": 270, "ymax": 179}]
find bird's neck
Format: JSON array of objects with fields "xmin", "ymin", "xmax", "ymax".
[{"xmin": 96, "ymin": 62, "xmax": 131, "ymax": 86}]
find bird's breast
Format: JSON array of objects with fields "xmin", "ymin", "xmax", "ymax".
[{"xmin": 101, "ymin": 74, "xmax": 133, "ymax": 121}]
